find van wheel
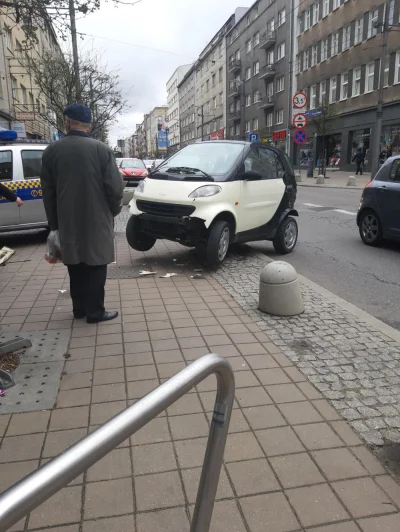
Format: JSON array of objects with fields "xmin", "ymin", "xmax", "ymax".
[
  {"xmin": 273, "ymin": 217, "xmax": 298, "ymax": 254},
  {"xmin": 359, "ymin": 210, "xmax": 383, "ymax": 246},
  {"xmin": 126, "ymin": 215, "xmax": 156, "ymax": 251},
  {"xmin": 206, "ymin": 220, "xmax": 231, "ymax": 266}
]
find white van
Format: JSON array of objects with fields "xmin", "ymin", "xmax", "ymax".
[
  {"xmin": 126, "ymin": 141, "xmax": 298, "ymax": 266},
  {"xmin": 0, "ymin": 139, "xmax": 48, "ymax": 233}
]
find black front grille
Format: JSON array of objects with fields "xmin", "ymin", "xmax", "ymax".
[{"xmin": 137, "ymin": 200, "xmax": 195, "ymax": 217}]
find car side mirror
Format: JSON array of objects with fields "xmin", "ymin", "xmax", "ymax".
[{"xmin": 242, "ymin": 170, "xmax": 263, "ymax": 181}]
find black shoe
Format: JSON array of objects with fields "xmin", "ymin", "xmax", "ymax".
[
  {"xmin": 87, "ymin": 311, "xmax": 119, "ymax": 324},
  {"xmin": 73, "ymin": 311, "xmax": 86, "ymax": 319}
]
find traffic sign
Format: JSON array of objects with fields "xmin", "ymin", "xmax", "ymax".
[
  {"xmin": 249, "ymin": 133, "xmax": 259, "ymax": 142},
  {"xmin": 293, "ymin": 91, "xmax": 308, "ymax": 109},
  {"xmin": 293, "ymin": 113, "xmax": 307, "ymax": 129},
  {"xmin": 293, "ymin": 128, "xmax": 308, "ymax": 145}
]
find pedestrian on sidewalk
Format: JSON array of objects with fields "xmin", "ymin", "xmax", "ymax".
[
  {"xmin": 41, "ymin": 104, "xmax": 124, "ymax": 323},
  {"xmin": 0, "ymin": 182, "xmax": 23, "ymax": 206},
  {"xmin": 352, "ymin": 148, "xmax": 365, "ymax": 175}
]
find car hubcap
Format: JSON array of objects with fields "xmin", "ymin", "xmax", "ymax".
[
  {"xmin": 362, "ymin": 214, "xmax": 379, "ymax": 242},
  {"xmin": 284, "ymin": 221, "xmax": 297, "ymax": 250},
  {"xmin": 218, "ymin": 227, "xmax": 230, "ymax": 261}
]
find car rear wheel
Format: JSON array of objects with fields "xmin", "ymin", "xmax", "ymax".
[
  {"xmin": 273, "ymin": 217, "xmax": 298, "ymax": 254},
  {"xmin": 205, "ymin": 220, "xmax": 231, "ymax": 266},
  {"xmin": 126, "ymin": 215, "xmax": 156, "ymax": 251},
  {"xmin": 359, "ymin": 210, "xmax": 383, "ymax": 246}
]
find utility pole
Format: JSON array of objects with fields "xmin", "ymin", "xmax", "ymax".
[
  {"xmin": 371, "ymin": 1, "xmax": 389, "ymax": 178},
  {"xmin": 68, "ymin": 0, "xmax": 81, "ymax": 99}
]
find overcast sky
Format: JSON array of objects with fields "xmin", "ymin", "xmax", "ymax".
[{"xmin": 77, "ymin": 0, "xmax": 253, "ymax": 146}]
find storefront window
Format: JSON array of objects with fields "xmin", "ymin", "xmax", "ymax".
[
  {"xmin": 380, "ymin": 125, "xmax": 400, "ymax": 161},
  {"xmin": 348, "ymin": 129, "xmax": 371, "ymax": 167}
]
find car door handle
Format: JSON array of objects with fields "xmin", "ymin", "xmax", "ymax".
[{"xmin": 377, "ymin": 185, "xmax": 387, "ymax": 190}]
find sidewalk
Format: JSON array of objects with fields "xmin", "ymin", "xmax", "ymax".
[
  {"xmin": 297, "ymin": 170, "xmax": 371, "ymax": 189},
  {"xmin": 1, "ymin": 233, "xmax": 400, "ymax": 531}
]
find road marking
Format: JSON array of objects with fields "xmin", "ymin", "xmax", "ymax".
[
  {"xmin": 303, "ymin": 203, "xmax": 323, "ymax": 207},
  {"xmin": 335, "ymin": 209, "xmax": 357, "ymax": 216}
]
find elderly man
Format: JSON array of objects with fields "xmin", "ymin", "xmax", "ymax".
[{"xmin": 41, "ymin": 104, "xmax": 124, "ymax": 323}]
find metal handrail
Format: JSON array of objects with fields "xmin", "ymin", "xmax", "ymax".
[{"xmin": 0, "ymin": 354, "xmax": 235, "ymax": 532}]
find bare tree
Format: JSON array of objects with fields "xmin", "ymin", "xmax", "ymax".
[
  {"xmin": 27, "ymin": 50, "xmax": 128, "ymax": 139},
  {"xmin": 309, "ymin": 103, "xmax": 339, "ymax": 177}
]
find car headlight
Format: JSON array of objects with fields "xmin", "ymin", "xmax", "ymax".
[
  {"xmin": 142, "ymin": 170, "xmax": 149, "ymax": 177},
  {"xmin": 136, "ymin": 180, "xmax": 145, "ymax": 193},
  {"xmin": 189, "ymin": 185, "xmax": 221, "ymax": 198}
]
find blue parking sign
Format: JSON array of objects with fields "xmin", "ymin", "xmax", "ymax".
[{"xmin": 249, "ymin": 133, "xmax": 259, "ymax": 142}]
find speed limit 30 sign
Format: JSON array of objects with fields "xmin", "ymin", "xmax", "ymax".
[
  {"xmin": 293, "ymin": 91, "xmax": 308, "ymax": 109},
  {"xmin": 293, "ymin": 113, "xmax": 307, "ymax": 129}
]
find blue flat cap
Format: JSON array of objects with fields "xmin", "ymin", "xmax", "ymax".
[{"xmin": 63, "ymin": 103, "xmax": 92, "ymax": 123}]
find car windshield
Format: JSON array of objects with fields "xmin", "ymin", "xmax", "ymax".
[
  {"xmin": 121, "ymin": 159, "xmax": 145, "ymax": 169},
  {"xmin": 152, "ymin": 143, "xmax": 244, "ymax": 180}
]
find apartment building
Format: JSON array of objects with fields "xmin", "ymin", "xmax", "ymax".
[
  {"xmin": 226, "ymin": 0, "xmax": 293, "ymax": 151},
  {"xmin": 166, "ymin": 64, "xmax": 191, "ymax": 152},
  {"xmin": 178, "ymin": 63, "xmax": 197, "ymax": 146},
  {"xmin": 0, "ymin": 12, "xmax": 60, "ymax": 140},
  {"xmin": 136, "ymin": 120, "xmax": 147, "ymax": 158},
  {"xmin": 295, "ymin": 0, "xmax": 400, "ymax": 171},
  {"xmin": 145, "ymin": 106, "xmax": 169, "ymax": 157}
]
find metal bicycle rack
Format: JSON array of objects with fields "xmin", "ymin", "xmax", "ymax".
[{"xmin": 0, "ymin": 354, "xmax": 235, "ymax": 532}]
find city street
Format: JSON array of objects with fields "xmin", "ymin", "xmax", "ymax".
[{"xmin": 251, "ymin": 186, "xmax": 400, "ymax": 331}]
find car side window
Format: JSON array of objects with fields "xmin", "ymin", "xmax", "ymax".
[
  {"xmin": 258, "ymin": 148, "xmax": 286, "ymax": 180},
  {"xmin": 389, "ymin": 160, "xmax": 400, "ymax": 183},
  {"xmin": 21, "ymin": 150, "xmax": 43, "ymax": 179},
  {"xmin": 374, "ymin": 162, "xmax": 390, "ymax": 182},
  {"xmin": 0, "ymin": 150, "xmax": 13, "ymax": 181}
]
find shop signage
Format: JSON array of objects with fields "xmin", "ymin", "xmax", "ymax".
[
  {"xmin": 272, "ymin": 129, "xmax": 287, "ymax": 141},
  {"xmin": 293, "ymin": 92, "xmax": 307, "ymax": 109},
  {"xmin": 293, "ymin": 113, "xmax": 307, "ymax": 129},
  {"xmin": 16, "ymin": 112, "xmax": 35, "ymax": 121},
  {"xmin": 11, "ymin": 122, "xmax": 26, "ymax": 138},
  {"xmin": 261, "ymin": 137, "xmax": 270, "ymax": 143},
  {"xmin": 210, "ymin": 129, "xmax": 225, "ymax": 141},
  {"xmin": 293, "ymin": 128, "xmax": 308, "ymax": 145}
]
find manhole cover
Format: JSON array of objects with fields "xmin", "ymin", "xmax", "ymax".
[{"xmin": 107, "ymin": 266, "xmax": 142, "ymax": 279}]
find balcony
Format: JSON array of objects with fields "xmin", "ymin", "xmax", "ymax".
[
  {"xmin": 258, "ymin": 95, "xmax": 275, "ymax": 109},
  {"xmin": 228, "ymin": 59, "xmax": 241, "ymax": 73},
  {"xmin": 228, "ymin": 81, "xmax": 240, "ymax": 98},
  {"xmin": 259, "ymin": 30, "xmax": 276, "ymax": 49},
  {"xmin": 258, "ymin": 64, "xmax": 276, "ymax": 80},
  {"xmin": 228, "ymin": 111, "xmax": 241, "ymax": 121}
]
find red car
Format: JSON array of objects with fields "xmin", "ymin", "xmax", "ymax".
[{"xmin": 119, "ymin": 158, "xmax": 148, "ymax": 187}]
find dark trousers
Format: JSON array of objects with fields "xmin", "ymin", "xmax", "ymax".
[
  {"xmin": 67, "ymin": 263, "xmax": 107, "ymax": 320},
  {"xmin": 356, "ymin": 162, "xmax": 363, "ymax": 175}
]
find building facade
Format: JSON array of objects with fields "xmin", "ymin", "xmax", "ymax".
[
  {"xmin": 178, "ymin": 63, "xmax": 197, "ymax": 146},
  {"xmin": 166, "ymin": 64, "xmax": 191, "ymax": 152},
  {"xmin": 226, "ymin": 0, "xmax": 293, "ymax": 152},
  {"xmin": 294, "ymin": 0, "xmax": 400, "ymax": 171},
  {"xmin": 144, "ymin": 106, "xmax": 168, "ymax": 157}
]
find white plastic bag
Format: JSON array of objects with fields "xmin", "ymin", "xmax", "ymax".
[{"xmin": 45, "ymin": 230, "xmax": 62, "ymax": 264}]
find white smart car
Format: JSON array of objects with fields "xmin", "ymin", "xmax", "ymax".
[{"xmin": 126, "ymin": 141, "xmax": 298, "ymax": 266}]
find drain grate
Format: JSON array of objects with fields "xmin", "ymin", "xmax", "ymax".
[
  {"xmin": 0, "ymin": 330, "xmax": 70, "ymax": 364},
  {"xmin": 107, "ymin": 266, "xmax": 143, "ymax": 279}
]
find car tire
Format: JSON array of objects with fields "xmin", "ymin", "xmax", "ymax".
[
  {"xmin": 126, "ymin": 215, "xmax": 156, "ymax": 251},
  {"xmin": 206, "ymin": 220, "xmax": 231, "ymax": 266},
  {"xmin": 359, "ymin": 210, "xmax": 383, "ymax": 246},
  {"xmin": 273, "ymin": 217, "xmax": 298, "ymax": 254}
]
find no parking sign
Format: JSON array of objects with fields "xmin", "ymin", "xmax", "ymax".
[{"xmin": 293, "ymin": 128, "xmax": 308, "ymax": 145}]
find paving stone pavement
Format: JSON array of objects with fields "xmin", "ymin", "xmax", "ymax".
[{"xmin": 1, "ymin": 227, "xmax": 400, "ymax": 531}]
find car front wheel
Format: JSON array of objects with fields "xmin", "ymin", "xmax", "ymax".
[
  {"xmin": 359, "ymin": 210, "xmax": 383, "ymax": 246},
  {"xmin": 273, "ymin": 217, "xmax": 298, "ymax": 254},
  {"xmin": 205, "ymin": 220, "xmax": 231, "ymax": 266},
  {"xmin": 126, "ymin": 215, "xmax": 156, "ymax": 251}
]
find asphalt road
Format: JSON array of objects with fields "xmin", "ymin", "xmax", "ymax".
[{"xmin": 251, "ymin": 186, "xmax": 400, "ymax": 331}]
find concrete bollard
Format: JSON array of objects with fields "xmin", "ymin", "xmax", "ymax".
[
  {"xmin": 347, "ymin": 175, "xmax": 356, "ymax": 186},
  {"xmin": 295, "ymin": 172, "xmax": 302, "ymax": 183},
  {"xmin": 315, "ymin": 174, "xmax": 325, "ymax": 185},
  {"xmin": 259, "ymin": 261, "xmax": 304, "ymax": 316}
]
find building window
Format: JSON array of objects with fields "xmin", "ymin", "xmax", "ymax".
[
  {"xmin": 342, "ymin": 26, "xmax": 350, "ymax": 50},
  {"xmin": 276, "ymin": 109, "xmax": 284, "ymax": 124},
  {"xmin": 311, "ymin": 45, "xmax": 317, "ymax": 67},
  {"xmin": 267, "ymin": 19, "xmax": 275, "ymax": 34},
  {"xmin": 229, "ymin": 103, "xmax": 235, "ymax": 113},
  {"xmin": 331, "ymin": 33, "xmax": 339, "ymax": 56},
  {"xmin": 278, "ymin": 9, "xmax": 286, "ymax": 26},
  {"xmin": 245, "ymin": 94, "xmax": 251, "ymax": 107},
  {"xmin": 332, "ymin": 0, "xmax": 340, "ymax": 10},
  {"xmin": 312, "ymin": 2, "xmax": 319, "ymax": 25},
  {"xmin": 267, "ymin": 113, "xmax": 273, "ymax": 127},
  {"xmin": 267, "ymin": 82, "xmax": 274, "ymax": 96},
  {"xmin": 267, "ymin": 50, "xmax": 274, "ymax": 65},
  {"xmin": 10, "ymin": 75, "xmax": 16, "ymax": 97},
  {"xmin": 247, "ymin": 14, "xmax": 251, "ymax": 26},
  {"xmin": 253, "ymin": 118, "xmax": 259, "ymax": 130},
  {"xmin": 206, "ymin": 79, "xmax": 209, "ymax": 91},
  {"xmin": 368, "ymin": 10, "xmax": 378, "ymax": 39},
  {"xmin": 253, "ymin": 90, "xmax": 260, "ymax": 103},
  {"xmin": 322, "ymin": 0, "xmax": 329, "ymax": 18},
  {"xmin": 320, "ymin": 80, "xmax": 326, "ymax": 103},
  {"xmin": 219, "ymin": 92, "xmax": 224, "ymax": 105},
  {"xmin": 276, "ymin": 76, "xmax": 284, "ymax": 92},
  {"xmin": 245, "ymin": 67, "xmax": 251, "ymax": 80},
  {"xmin": 310, "ymin": 85, "xmax": 317, "ymax": 109},
  {"xmin": 253, "ymin": 61, "xmax": 260, "ymax": 76},
  {"xmin": 365, "ymin": 62, "xmax": 375, "ymax": 92},
  {"xmin": 254, "ymin": 4, "xmax": 258, "ymax": 17},
  {"xmin": 219, "ymin": 67, "xmax": 223, "ymax": 82},
  {"xmin": 304, "ymin": 9, "xmax": 310, "ymax": 31},
  {"xmin": 388, "ymin": 0, "xmax": 395, "ymax": 25},
  {"xmin": 235, "ymin": 49, "xmax": 241, "ymax": 60},
  {"xmin": 213, "ymin": 97, "xmax": 217, "ymax": 109},
  {"xmin": 235, "ymin": 99, "xmax": 240, "ymax": 111},
  {"xmin": 245, "ymin": 39, "xmax": 251, "ymax": 54},
  {"xmin": 5, "ymin": 30, "xmax": 12, "ymax": 50},
  {"xmin": 277, "ymin": 42, "xmax": 285, "ymax": 60},
  {"xmin": 321, "ymin": 38, "xmax": 328, "ymax": 61},
  {"xmin": 355, "ymin": 18, "xmax": 364, "ymax": 45},
  {"xmin": 229, "ymin": 126, "xmax": 234, "ymax": 136},
  {"xmin": 212, "ymin": 74, "xmax": 216, "ymax": 87},
  {"xmin": 394, "ymin": 52, "xmax": 400, "ymax": 84},
  {"xmin": 20, "ymin": 84, "xmax": 27, "ymax": 105},
  {"xmin": 383, "ymin": 55, "xmax": 390, "ymax": 87},
  {"xmin": 253, "ymin": 31, "xmax": 259, "ymax": 46},
  {"xmin": 340, "ymin": 73, "xmax": 348, "ymax": 100},
  {"xmin": 353, "ymin": 67, "xmax": 361, "ymax": 96},
  {"xmin": 235, "ymin": 124, "xmax": 240, "ymax": 136},
  {"xmin": 245, "ymin": 120, "xmax": 251, "ymax": 132},
  {"xmin": 329, "ymin": 77, "xmax": 337, "ymax": 103},
  {"xmin": 303, "ymin": 50, "xmax": 309, "ymax": 70}
]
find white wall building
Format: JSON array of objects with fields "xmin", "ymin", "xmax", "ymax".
[{"xmin": 166, "ymin": 64, "xmax": 191, "ymax": 150}]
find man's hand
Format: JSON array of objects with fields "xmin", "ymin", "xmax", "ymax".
[{"xmin": 16, "ymin": 197, "xmax": 23, "ymax": 207}]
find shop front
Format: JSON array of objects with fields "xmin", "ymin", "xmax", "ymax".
[
  {"xmin": 272, "ymin": 129, "xmax": 287, "ymax": 152},
  {"xmin": 348, "ymin": 128, "xmax": 371, "ymax": 172},
  {"xmin": 210, "ymin": 128, "xmax": 225, "ymax": 141},
  {"xmin": 381, "ymin": 124, "xmax": 400, "ymax": 160}
]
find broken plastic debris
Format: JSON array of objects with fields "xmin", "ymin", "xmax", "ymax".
[
  {"xmin": 191, "ymin": 274, "xmax": 206, "ymax": 279},
  {"xmin": 159, "ymin": 273, "xmax": 177, "ymax": 278},
  {"xmin": 139, "ymin": 270, "xmax": 157, "ymax": 276},
  {"xmin": 57, "ymin": 289, "xmax": 67, "ymax": 294},
  {"xmin": 0, "ymin": 246, "xmax": 15, "ymax": 265},
  {"xmin": 0, "ymin": 389, "xmax": 5, "ymax": 397}
]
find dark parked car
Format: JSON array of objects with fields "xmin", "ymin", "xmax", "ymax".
[{"xmin": 357, "ymin": 156, "xmax": 400, "ymax": 246}]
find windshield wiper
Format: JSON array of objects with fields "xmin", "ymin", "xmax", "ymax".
[{"xmin": 165, "ymin": 167, "xmax": 214, "ymax": 180}]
